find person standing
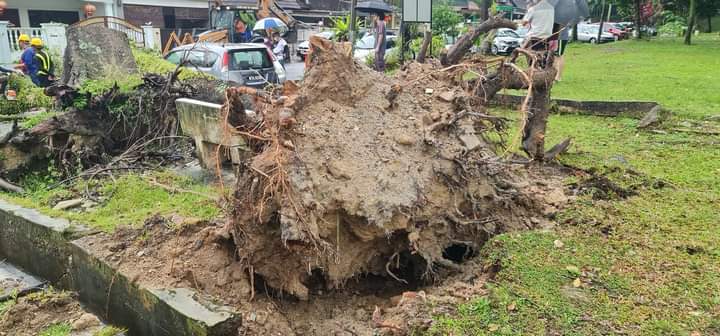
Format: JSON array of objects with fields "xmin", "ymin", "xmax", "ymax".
[
  {"xmin": 554, "ymin": 27, "xmax": 570, "ymax": 81},
  {"xmin": 29, "ymin": 38, "xmax": 54, "ymax": 87},
  {"xmin": 232, "ymin": 18, "xmax": 252, "ymax": 43},
  {"xmin": 373, "ymin": 13, "xmax": 387, "ymax": 72},
  {"xmin": 521, "ymin": 0, "xmax": 555, "ymax": 51},
  {"xmin": 271, "ymin": 31, "xmax": 288, "ymax": 66}
]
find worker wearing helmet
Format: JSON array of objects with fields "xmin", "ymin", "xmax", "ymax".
[
  {"xmin": 14, "ymin": 34, "xmax": 35, "ymax": 75},
  {"xmin": 29, "ymin": 38, "xmax": 55, "ymax": 87}
]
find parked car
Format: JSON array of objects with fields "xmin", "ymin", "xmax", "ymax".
[
  {"xmin": 515, "ymin": 27, "xmax": 529, "ymax": 39},
  {"xmin": 353, "ymin": 34, "xmax": 398, "ymax": 62},
  {"xmin": 296, "ymin": 31, "xmax": 335, "ymax": 60},
  {"xmin": 602, "ymin": 23, "xmax": 627, "ymax": 39},
  {"xmin": 492, "ymin": 28, "xmax": 523, "ymax": 54},
  {"xmin": 575, "ymin": 25, "xmax": 616, "ymax": 43},
  {"xmin": 165, "ymin": 43, "xmax": 286, "ymax": 88}
]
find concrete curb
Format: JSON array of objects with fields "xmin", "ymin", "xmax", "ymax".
[
  {"xmin": 493, "ymin": 94, "xmax": 661, "ymax": 119},
  {"xmin": 0, "ymin": 199, "xmax": 241, "ymax": 336}
]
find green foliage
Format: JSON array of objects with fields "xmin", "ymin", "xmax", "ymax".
[
  {"xmin": 39, "ymin": 323, "xmax": 72, "ymax": 336},
  {"xmin": 432, "ymin": 1, "xmax": 464, "ymax": 37},
  {"xmin": 365, "ymin": 47, "xmax": 402, "ymax": 72},
  {"xmin": 93, "ymin": 326, "xmax": 127, "ymax": 336},
  {"xmin": 330, "ymin": 15, "xmax": 364, "ymax": 42},
  {"xmin": 409, "ymin": 35, "xmax": 446, "ymax": 58},
  {"xmin": 20, "ymin": 111, "xmax": 57, "ymax": 129},
  {"xmin": 0, "ymin": 74, "xmax": 53, "ymax": 115},
  {"xmin": 132, "ymin": 48, "xmax": 208, "ymax": 81},
  {"xmin": 658, "ymin": 21, "xmax": 686, "ymax": 35}
]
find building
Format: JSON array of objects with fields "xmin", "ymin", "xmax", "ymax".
[
  {"xmin": 496, "ymin": 0, "xmax": 527, "ymax": 20},
  {"xmin": 0, "ymin": 0, "xmax": 209, "ymax": 29}
]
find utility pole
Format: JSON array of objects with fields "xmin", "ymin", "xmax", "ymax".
[
  {"xmin": 349, "ymin": 0, "xmax": 358, "ymax": 54},
  {"xmin": 597, "ymin": 0, "xmax": 606, "ymax": 43}
]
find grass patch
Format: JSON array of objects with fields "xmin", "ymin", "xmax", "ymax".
[
  {"xmin": 39, "ymin": 323, "xmax": 72, "ymax": 336},
  {"xmin": 432, "ymin": 110, "xmax": 720, "ymax": 335},
  {"xmin": 432, "ymin": 36, "xmax": 720, "ymax": 335},
  {"xmin": 552, "ymin": 35, "xmax": 720, "ymax": 119},
  {"xmin": 93, "ymin": 326, "xmax": 127, "ymax": 336},
  {"xmin": 0, "ymin": 171, "xmax": 222, "ymax": 231}
]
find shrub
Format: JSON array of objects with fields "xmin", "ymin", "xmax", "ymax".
[
  {"xmin": 409, "ymin": 35, "xmax": 446, "ymax": 58},
  {"xmin": 0, "ymin": 75, "xmax": 53, "ymax": 115}
]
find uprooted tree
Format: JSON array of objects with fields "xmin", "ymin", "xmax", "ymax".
[{"xmin": 219, "ymin": 17, "xmax": 567, "ymax": 300}]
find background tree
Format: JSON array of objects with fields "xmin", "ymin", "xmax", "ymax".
[
  {"xmin": 697, "ymin": 0, "xmax": 719, "ymax": 32},
  {"xmin": 432, "ymin": 1, "xmax": 464, "ymax": 37},
  {"xmin": 684, "ymin": 0, "xmax": 696, "ymax": 44}
]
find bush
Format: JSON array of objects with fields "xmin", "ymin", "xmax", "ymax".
[
  {"xmin": 132, "ymin": 48, "xmax": 208, "ymax": 81},
  {"xmin": 409, "ymin": 35, "xmax": 446, "ymax": 58},
  {"xmin": 658, "ymin": 21, "xmax": 685, "ymax": 36},
  {"xmin": 0, "ymin": 75, "xmax": 53, "ymax": 115}
]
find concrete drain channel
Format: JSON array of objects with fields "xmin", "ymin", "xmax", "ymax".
[{"xmin": 0, "ymin": 200, "xmax": 241, "ymax": 336}]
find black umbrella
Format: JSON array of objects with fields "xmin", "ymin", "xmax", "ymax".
[
  {"xmin": 355, "ymin": 0, "xmax": 393, "ymax": 13},
  {"xmin": 546, "ymin": 0, "xmax": 590, "ymax": 26}
]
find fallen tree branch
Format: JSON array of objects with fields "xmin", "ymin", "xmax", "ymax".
[
  {"xmin": 0, "ymin": 177, "xmax": 24, "ymax": 193},
  {"xmin": 441, "ymin": 15, "xmax": 517, "ymax": 66}
]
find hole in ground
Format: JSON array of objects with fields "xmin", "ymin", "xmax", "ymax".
[{"xmin": 442, "ymin": 243, "xmax": 476, "ymax": 263}]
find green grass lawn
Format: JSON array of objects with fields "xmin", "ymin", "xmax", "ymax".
[
  {"xmin": 553, "ymin": 35, "xmax": 720, "ymax": 119},
  {"xmin": 429, "ymin": 36, "xmax": 720, "ymax": 335},
  {"xmin": 0, "ymin": 171, "xmax": 221, "ymax": 231}
]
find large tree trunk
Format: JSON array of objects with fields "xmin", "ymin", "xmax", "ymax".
[
  {"xmin": 634, "ymin": 0, "xmax": 642, "ymax": 39},
  {"xmin": 441, "ymin": 16, "xmax": 516, "ymax": 65},
  {"xmin": 707, "ymin": 15, "xmax": 712, "ymax": 33},
  {"xmin": 684, "ymin": 0, "xmax": 696, "ymax": 45}
]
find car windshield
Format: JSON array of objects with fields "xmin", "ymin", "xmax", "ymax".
[
  {"xmin": 229, "ymin": 49, "xmax": 272, "ymax": 70},
  {"xmin": 355, "ymin": 35, "xmax": 375, "ymax": 49},
  {"xmin": 498, "ymin": 30, "xmax": 520, "ymax": 38},
  {"xmin": 166, "ymin": 49, "xmax": 217, "ymax": 68}
]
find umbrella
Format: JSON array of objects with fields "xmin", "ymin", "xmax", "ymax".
[
  {"xmin": 355, "ymin": 0, "xmax": 393, "ymax": 14},
  {"xmin": 546, "ymin": 0, "xmax": 590, "ymax": 26},
  {"xmin": 253, "ymin": 17, "xmax": 288, "ymax": 33}
]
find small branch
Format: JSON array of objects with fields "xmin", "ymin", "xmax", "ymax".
[{"xmin": 0, "ymin": 177, "xmax": 24, "ymax": 193}]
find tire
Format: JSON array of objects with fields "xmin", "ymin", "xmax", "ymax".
[
  {"xmin": 589, "ymin": 38, "xmax": 597, "ymax": 44},
  {"xmin": 491, "ymin": 45, "xmax": 499, "ymax": 55}
]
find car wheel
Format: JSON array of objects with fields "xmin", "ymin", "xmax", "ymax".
[
  {"xmin": 491, "ymin": 45, "xmax": 499, "ymax": 55},
  {"xmin": 589, "ymin": 38, "xmax": 597, "ymax": 44}
]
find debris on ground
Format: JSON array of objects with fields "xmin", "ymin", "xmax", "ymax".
[{"xmin": 0, "ymin": 289, "xmax": 110, "ymax": 336}]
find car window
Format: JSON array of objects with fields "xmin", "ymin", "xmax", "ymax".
[
  {"xmin": 498, "ymin": 30, "xmax": 520, "ymax": 38},
  {"xmin": 230, "ymin": 49, "xmax": 272, "ymax": 70},
  {"xmin": 166, "ymin": 50, "xmax": 217, "ymax": 68}
]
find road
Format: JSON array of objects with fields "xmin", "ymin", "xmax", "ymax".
[{"xmin": 285, "ymin": 61, "xmax": 305, "ymax": 81}]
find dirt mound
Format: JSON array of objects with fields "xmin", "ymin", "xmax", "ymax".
[
  {"xmin": 0, "ymin": 290, "xmax": 104, "ymax": 336},
  {"xmin": 224, "ymin": 37, "xmax": 569, "ymax": 300}
]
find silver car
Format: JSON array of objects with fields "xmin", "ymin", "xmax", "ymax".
[
  {"xmin": 575, "ymin": 25, "xmax": 616, "ymax": 43},
  {"xmin": 165, "ymin": 43, "xmax": 286, "ymax": 88},
  {"xmin": 492, "ymin": 28, "xmax": 523, "ymax": 55}
]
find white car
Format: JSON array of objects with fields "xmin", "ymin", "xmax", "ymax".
[
  {"xmin": 297, "ymin": 31, "xmax": 335, "ymax": 60},
  {"xmin": 575, "ymin": 25, "xmax": 616, "ymax": 43},
  {"xmin": 353, "ymin": 34, "xmax": 398, "ymax": 62},
  {"xmin": 492, "ymin": 28, "xmax": 523, "ymax": 55}
]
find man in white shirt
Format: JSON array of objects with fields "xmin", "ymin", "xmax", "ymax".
[
  {"xmin": 522, "ymin": 0, "xmax": 555, "ymax": 50},
  {"xmin": 272, "ymin": 32, "xmax": 288, "ymax": 65}
]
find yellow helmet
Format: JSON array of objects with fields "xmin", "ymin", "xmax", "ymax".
[
  {"xmin": 30, "ymin": 37, "xmax": 43, "ymax": 47},
  {"xmin": 18, "ymin": 34, "xmax": 30, "ymax": 43}
]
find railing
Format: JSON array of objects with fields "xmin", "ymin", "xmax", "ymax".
[
  {"xmin": 7, "ymin": 27, "xmax": 45, "ymax": 51},
  {"xmin": 72, "ymin": 16, "xmax": 145, "ymax": 48}
]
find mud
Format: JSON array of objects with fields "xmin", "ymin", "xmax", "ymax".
[
  {"xmin": 0, "ymin": 290, "xmax": 106, "ymax": 336},
  {"xmin": 224, "ymin": 37, "xmax": 571, "ymax": 300}
]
